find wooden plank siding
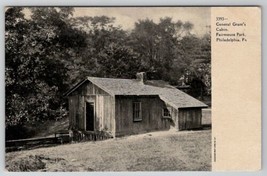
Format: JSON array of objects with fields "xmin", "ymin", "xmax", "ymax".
[
  {"xmin": 115, "ymin": 96, "xmax": 172, "ymax": 136},
  {"xmin": 95, "ymin": 95, "xmax": 115, "ymax": 134},
  {"xmin": 68, "ymin": 95, "xmax": 86, "ymax": 130},
  {"xmin": 166, "ymin": 105, "xmax": 178, "ymax": 130},
  {"xmin": 68, "ymin": 95, "xmax": 77, "ymax": 130},
  {"xmin": 68, "ymin": 81, "xmax": 116, "ymax": 136},
  {"xmin": 178, "ymin": 108, "xmax": 202, "ymax": 130}
]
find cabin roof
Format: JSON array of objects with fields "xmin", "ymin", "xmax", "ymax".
[{"xmin": 65, "ymin": 77, "xmax": 208, "ymax": 109}]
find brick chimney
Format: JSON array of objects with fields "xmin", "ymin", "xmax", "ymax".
[{"xmin": 136, "ymin": 72, "xmax": 147, "ymax": 83}]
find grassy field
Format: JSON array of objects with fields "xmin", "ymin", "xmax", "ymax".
[{"xmin": 6, "ymin": 129, "xmax": 211, "ymax": 172}]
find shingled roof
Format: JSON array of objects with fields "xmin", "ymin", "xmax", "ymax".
[{"xmin": 65, "ymin": 77, "xmax": 208, "ymax": 109}]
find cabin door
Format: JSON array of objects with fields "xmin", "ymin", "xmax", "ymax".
[{"xmin": 86, "ymin": 102, "xmax": 94, "ymax": 131}]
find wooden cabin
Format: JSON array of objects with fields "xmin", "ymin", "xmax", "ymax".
[{"xmin": 64, "ymin": 72, "xmax": 208, "ymax": 139}]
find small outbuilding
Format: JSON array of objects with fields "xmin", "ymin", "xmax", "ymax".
[{"xmin": 64, "ymin": 72, "xmax": 208, "ymax": 138}]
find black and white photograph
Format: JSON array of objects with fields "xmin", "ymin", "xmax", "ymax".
[{"xmin": 5, "ymin": 7, "xmax": 212, "ymax": 171}]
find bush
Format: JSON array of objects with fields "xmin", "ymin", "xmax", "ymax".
[
  {"xmin": 6, "ymin": 125, "xmax": 36, "ymax": 140},
  {"xmin": 6, "ymin": 155, "xmax": 46, "ymax": 172}
]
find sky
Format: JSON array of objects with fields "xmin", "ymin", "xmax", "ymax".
[{"xmin": 73, "ymin": 7, "xmax": 210, "ymax": 36}]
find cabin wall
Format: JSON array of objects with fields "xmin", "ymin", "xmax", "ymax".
[
  {"xmin": 94, "ymin": 95, "xmax": 115, "ymax": 134},
  {"xmin": 178, "ymin": 108, "xmax": 202, "ymax": 130},
  {"xmin": 166, "ymin": 105, "xmax": 179, "ymax": 130},
  {"xmin": 115, "ymin": 96, "xmax": 172, "ymax": 136},
  {"xmin": 68, "ymin": 95, "xmax": 85, "ymax": 130},
  {"xmin": 68, "ymin": 95, "xmax": 78, "ymax": 129},
  {"xmin": 68, "ymin": 82, "xmax": 115, "ymax": 136}
]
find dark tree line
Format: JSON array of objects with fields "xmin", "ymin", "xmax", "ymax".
[{"xmin": 5, "ymin": 7, "xmax": 211, "ymax": 129}]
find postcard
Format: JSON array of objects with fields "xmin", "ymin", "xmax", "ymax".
[{"xmin": 5, "ymin": 6, "xmax": 261, "ymax": 172}]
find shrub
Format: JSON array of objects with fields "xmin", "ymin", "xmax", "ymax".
[
  {"xmin": 6, "ymin": 125, "xmax": 36, "ymax": 140},
  {"xmin": 6, "ymin": 155, "xmax": 46, "ymax": 172}
]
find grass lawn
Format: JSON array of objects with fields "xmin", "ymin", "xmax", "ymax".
[{"xmin": 6, "ymin": 130, "xmax": 211, "ymax": 172}]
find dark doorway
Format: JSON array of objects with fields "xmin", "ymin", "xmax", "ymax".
[{"xmin": 86, "ymin": 102, "xmax": 94, "ymax": 131}]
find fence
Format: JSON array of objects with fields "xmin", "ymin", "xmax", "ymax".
[
  {"xmin": 6, "ymin": 130, "xmax": 113, "ymax": 152},
  {"xmin": 6, "ymin": 137, "xmax": 58, "ymax": 152},
  {"xmin": 72, "ymin": 130, "xmax": 113, "ymax": 142}
]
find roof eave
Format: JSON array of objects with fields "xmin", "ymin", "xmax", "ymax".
[
  {"xmin": 87, "ymin": 77, "xmax": 115, "ymax": 97},
  {"xmin": 63, "ymin": 79, "xmax": 88, "ymax": 97},
  {"xmin": 64, "ymin": 77, "xmax": 116, "ymax": 97},
  {"xmin": 178, "ymin": 105, "xmax": 209, "ymax": 109}
]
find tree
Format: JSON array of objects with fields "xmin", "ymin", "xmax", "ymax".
[
  {"xmin": 5, "ymin": 7, "xmax": 87, "ymax": 127},
  {"xmin": 97, "ymin": 43, "xmax": 141, "ymax": 78},
  {"xmin": 179, "ymin": 29, "xmax": 211, "ymax": 98},
  {"xmin": 69, "ymin": 16, "xmax": 138, "ymax": 81},
  {"xmin": 129, "ymin": 17, "xmax": 194, "ymax": 83}
]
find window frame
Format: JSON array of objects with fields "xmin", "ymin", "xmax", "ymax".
[
  {"xmin": 162, "ymin": 108, "xmax": 171, "ymax": 118},
  {"xmin": 133, "ymin": 101, "xmax": 142, "ymax": 122}
]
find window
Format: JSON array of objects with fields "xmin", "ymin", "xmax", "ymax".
[
  {"xmin": 133, "ymin": 102, "xmax": 142, "ymax": 121},
  {"xmin": 162, "ymin": 108, "xmax": 171, "ymax": 118}
]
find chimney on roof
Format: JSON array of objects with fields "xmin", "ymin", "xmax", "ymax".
[{"xmin": 136, "ymin": 72, "xmax": 147, "ymax": 83}]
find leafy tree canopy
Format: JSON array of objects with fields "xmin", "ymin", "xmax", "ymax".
[{"xmin": 5, "ymin": 7, "xmax": 87, "ymax": 126}]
